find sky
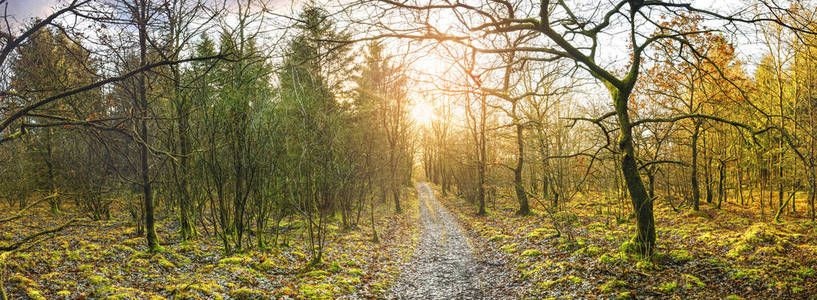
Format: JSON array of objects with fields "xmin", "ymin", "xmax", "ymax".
[
  {"xmin": 7, "ymin": 0, "xmax": 775, "ymax": 96},
  {"xmin": 5, "ymin": 0, "xmax": 57, "ymax": 24}
]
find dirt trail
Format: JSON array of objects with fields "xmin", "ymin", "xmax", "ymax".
[{"xmin": 392, "ymin": 182, "xmax": 483, "ymax": 299}]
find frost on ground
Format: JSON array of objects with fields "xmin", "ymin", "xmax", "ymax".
[{"xmin": 393, "ymin": 183, "xmax": 523, "ymax": 299}]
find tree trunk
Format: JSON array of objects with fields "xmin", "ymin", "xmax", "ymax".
[
  {"xmin": 514, "ymin": 117, "xmax": 529, "ymax": 215},
  {"xmin": 778, "ymin": 160, "xmax": 784, "ymax": 210},
  {"xmin": 705, "ymin": 149, "xmax": 713, "ymax": 204},
  {"xmin": 691, "ymin": 124, "xmax": 700, "ymax": 210},
  {"xmin": 389, "ymin": 147, "xmax": 401, "ymax": 213},
  {"xmin": 136, "ymin": 0, "xmax": 159, "ymax": 252},
  {"xmin": 392, "ymin": 189, "xmax": 401, "ymax": 213},
  {"xmin": 45, "ymin": 129, "xmax": 60, "ymax": 214},
  {"xmin": 175, "ymin": 64, "xmax": 194, "ymax": 241},
  {"xmin": 737, "ymin": 157, "xmax": 745, "ymax": 206},
  {"xmin": 717, "ymin": 160, "xmax": 726, "ymax": 209},
  {"xmin": 810, "ymin": 167, "xmax": 816, "ymax": 221},
  {"xmin": 366, "ymin": 187, "xmax": 376, "ymax": 242},
  {"xmin": 609, "ymin": 83, "xmax": 654, "ymax": 256},
  {"xmin": 477, "ymin": 94, "xmax": 486, "ymax": 215}
]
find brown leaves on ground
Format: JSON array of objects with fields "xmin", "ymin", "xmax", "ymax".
[
  {"xmin": 0, "ymin": 187, "xmax": 419, "ymax": 299},
  {"xmin": 435, "ymin": 185, "xmax": 817, "ymax": 299}
]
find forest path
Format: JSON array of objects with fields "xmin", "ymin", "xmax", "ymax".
[{"xmin": 392, "ymin": 182, "xmax": 483, "ymax": 299}]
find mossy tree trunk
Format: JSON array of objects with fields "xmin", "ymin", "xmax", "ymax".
[
  {"xmin": 608, "ymin": 82, "xmax": 655, "ymax": 256},
  {"xmin": 134, "ymin": 0, "xmax": 160, "ymax": 252}
]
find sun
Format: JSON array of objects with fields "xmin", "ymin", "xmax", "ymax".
[{"xmin": 410, "ymin": 100, "xmax": 434, "ymax": 126}]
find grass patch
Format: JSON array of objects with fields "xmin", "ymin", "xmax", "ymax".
[{"xmin": 657, "ymin": 282, "xmax": 678, "ymax": 292}]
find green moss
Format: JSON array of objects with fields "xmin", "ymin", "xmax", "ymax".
[
  {"xmin": 14, "ymin": 252, "xmax": 32, "ymax": 260},
  {"xmin": 556, "ymin": 237, "xmax": 579, "ymax": 251},
  {"xmin": 176, "ymin": 241, "xmax": 198, "ymax": 253},
  {"xmin": 339, "ymin": 276, "xmax": 361, "ymax": 285},
  {"xmin": 327, "ymin": 260, "xmax": 342, "ymax": 273},
  {"xmin": 57, "ymin": 290, "xmax": 71, "ymax": 297},
  {"xmin": 669, "ymin": 249, "xmax": 693, "ymax": 263},
  {"xmin": 726, "ymin": 241, "xmax": 752, "ymax": 258},
  {"xmin": 682, "ymin": 274, "xmax": 705, "ymax": 288},
  {"xmin": 338, "ymin": 276, "xmax": 361, "ymax": 291},
  {"xmin": 521, "ymin": 265, "xmax": 542, "ymax": 280},
  {"xmin": 725, "ymin": 296, "xmax": 744, "ymax": 300},
  {"xmin": 538, "ymin": 279, "xmax": 559, "ymax": 290},
  {"xmin": 619, "ymin": 239, "xmax": 638, "ymax": 254},
  {"xmin": 599, "ymin": 280, "xmax": 626, "ymax": 293},
  {"xmin": 369, "ymin": 279, "xmax": 392, "ymax": 294},
  {"xmin": 754, "ymin": 246, "xmax": 778, "ymax": 257},
  {"xmin": 94, "ymin": 284, "xmax": 116, "ymax": 296},
  {"xmin": 706, "ymin": 258, "xmax": 727, "ymax": 266},
  {"xmin": 299, "ymin": 283, "xmax": 334, "ymax": 299},
  {"xmin": 113, "ymin": 244, "xmax": 135, "ymax": 253},
  {"xmin": 305, "ymin": 269, "xmax": 330, "ymax": 278},
  {"xmin": 78, "ymin": 263, "xmax": 95, "ymax": 272},
  {"xmin": 501, "ymin": 243, "xmax": 519, "ymax": 254},
  {"xmin": 290, "ymin": 251, "xmax": 307, "ymax": 260},
  {"xmin": 165, "ymin": 282, "xmax": 222, "ymax": 298},
  {"xmin": 538, "ymin": 275, "xmax": 581, "ymax": 290},
  {"xmin": 599, "ymin": 253, "xmax": 614, "ymax": 264},
  {"xmin": 24, "ymin": 288, "xmax": 47, "ymax": 300},
  {"xmin": 616, "ymin": 291, "xmax": 635, "ymax": 300},
  {"xmin": 727, "ymin": 223, "xmax": 796, "ymax": 259},
  {"xmin": 575, "ymin": 238, "xmax": 587, "ymax": 248},
  {"xmin": 66, "ymin": 250, "xmax": 82, "ymax": 261},
  {"xmin": 89, "ymin": 275, "xmax": 110, "ymax": 285},
  {"xmin": 128, "ymin": 258, "xmax": 149, "ymax": 267},
  {"xmin": 153, "ymin": 255, "xmax": 176, "ymax": 269},
  {"xmin": 657, "ymin": 282, "xmax": 677, "ymax": 292},
  {"xmin": 219, "ymin": 255, "xmax": 251, "ymax": 265},
  {"xmin": 255, "ymin": 258, "xmax": 277, "ymax": 271},
  {"xmin": 170, "ymin": 252, "xmax": 191, "ymax": 264},
  {"xmin": 696, "ymin": 232, "xmax": 717, "ymax": 244},
  {"xmin": 42, "ymin": 272, "xmax": 60, "ymax": 280},
  {"xmin": 598, "ymin": 252, "xmax": 628, "ymax": 265},
  {"xmin": 8, "ymin": 274, "xmax": 45, "ymax": 300},
  {"xmin": 794, "ymin": 267, "xmax": 816, "ymax": 277},
  {"xmin": 520, "ymin": 249, "xmax": 542, "ymax": 257},
  {"xmin": 9, "ymin": 274, "xmax": 39, "ymax": 288},
  {"xmin": 229, "ymin": 288, "xmax": 266, "ymax": 299},
  {"xmin": 47, "ymin": 253, "xmax": 64, "ymax": 267},
  {"xmin": 123, "ymin": 237, "xmax": 141, "ymax": 246},
  {"xmin": 742, "ymin": 223, "xmax": 776, "ymax": 244},
  {"xmin": 731, "ymin": 268, "xmax": 762, "ymax": 281},
  {"xmin": 488, "ymin": 234, "xmax": 512, "ymax": 242},
  {"xmin": 104, "ymin": 288, "xmax": 141, "ymax": 300},
  {"xmin": 80, "ymin": 240, "xmax": 101, "ymax": 251},
  {"xmin": 576, "ymin": 245, "xmax": 601, "ymax": 257},
  {"xmin": 526, "ymin": 231, "xmax": 543, "ymax": 239},
  {"xmin": 635, "ymin": 259, "xmax": 656, "ymax": 270},
  {"xmin": 348, "ymin": 268, "xmax": 364, "ymax": 276}
]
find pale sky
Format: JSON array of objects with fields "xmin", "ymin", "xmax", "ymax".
[
  {"xmin": 5, "ymin": 0, "xmax": 57, "ymax": 23},
  {"xmin": 6, "ymin": 0, "xmax": 771, "ymax": 80}
]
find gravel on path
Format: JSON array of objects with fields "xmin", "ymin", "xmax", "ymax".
[{"xmin": 392, "ymin": 182, "xmax": 484, "ymax": 299}]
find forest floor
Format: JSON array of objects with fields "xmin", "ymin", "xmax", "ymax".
[
  {"xmin": 392, "ymin": 183, "xmax": 530, "ymax": 299},
  {"xmin": 4, "ymin": 183, "xmax": 816, "ymax": 299},
  {"xmin": 437, "ymin": 184, "xmax": 817, "ymax": 299},
  {"xmin": 0, "ymin": 187, "xmax": 420, "ymax": 299}
]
